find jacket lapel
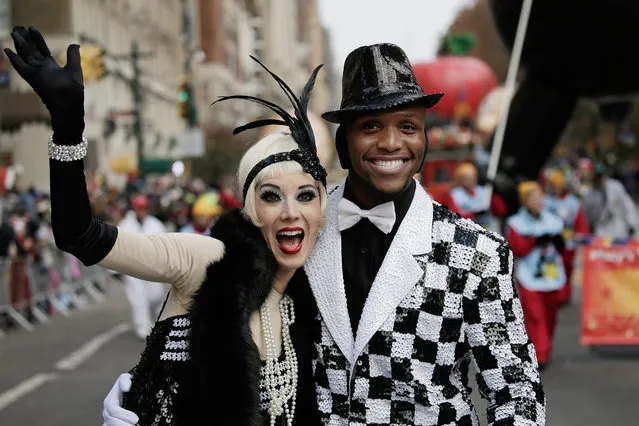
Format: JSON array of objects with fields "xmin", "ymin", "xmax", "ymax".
[
  {"xmin": 353, "ymin": 185, "xmax": 434, "ymax": 358},
  {"xmin": 304, "ymin": 184, "xmax": 355, "ymax": 363}
]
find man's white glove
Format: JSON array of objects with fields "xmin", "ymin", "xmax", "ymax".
[{"xmin": 102, "ymin": 373, "xmax": 139, "ymax": 426}]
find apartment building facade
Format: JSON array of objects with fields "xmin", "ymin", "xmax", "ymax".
[{"xmin": 0, "ymin": 0, "xmax": 185, "ymax": 188}]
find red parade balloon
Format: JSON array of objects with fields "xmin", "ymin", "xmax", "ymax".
[{"xmin": 413, "ymin": 56, "xmax": 498, "ymax": 121}]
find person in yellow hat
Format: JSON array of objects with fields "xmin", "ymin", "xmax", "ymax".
[
  {"xmin": 506, "ymin": 181, "xmax": 566, "ymax": 370},
  {"xmin": 179, "ymin": 192, "xmax": 222, "ymax": 235},
  {"xmin": 543, "ymin": 169, "xmax": 590, "ymax": 305},
  {"xmin": 441, "ymin": 162, "xmax": 507, "ymax": 232}
]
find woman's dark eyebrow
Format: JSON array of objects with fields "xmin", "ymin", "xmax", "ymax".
[
  {"xmin": 298, "ymin": 184, "xmax": 316, "ymax": 190},
  {"xmin": 259, "ymin": 183, "xmax": 280, "ymax": 191}
]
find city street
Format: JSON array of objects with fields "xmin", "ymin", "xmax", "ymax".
[
  {"xmin": 1, "ymin": 0, "xmax": 639, "ymax": 424},
  {"xmin": 0, "ymin": 287, "xmax": 142, "ymax": 426},
  {"xmin": 1, "ymin": 284, "xmax": 638, "ymax": 425}
]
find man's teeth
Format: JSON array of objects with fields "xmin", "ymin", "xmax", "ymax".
[
  {"xmin": 277, "ymin": 230, "xmax": 303, "ymax": 236},
  {"xmin": 372, "ymin": 160, "xmax": 404, "ymax": 168}
]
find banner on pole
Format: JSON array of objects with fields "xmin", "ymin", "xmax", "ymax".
[
  {"xmin": 581, "ymin": 240, "xmax": 639, "ymax": 345},
  {"xmin": 0, "ymin": 0, "xmax": 10, "ymax": 35},
  {"xmin": 175, "ymin": 128, "xmax": 204, "ymax": 158}
]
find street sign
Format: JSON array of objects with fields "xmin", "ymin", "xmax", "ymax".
[
  {"xmin": 0, "ymin": 41, "xmax": 9, "ymax": 87},
  {"xmin": 0, "ymin": 0, "xmax": 10, "ymax": 87},
  {"xmin": 0, "ymin": 70, "xmax": 8, "ymax": 87},
  {"xmin": 175, "ymin": 127, "xmax": 204, "ymax": 158},
  {"xmin": 140, "ymin": 158, "xmax": 173, "ymax": 174}
]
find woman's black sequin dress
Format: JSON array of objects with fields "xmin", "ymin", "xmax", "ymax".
[
  {"xmin": 122, "ymin": 314, "xmax": 289, "ymax": 425},
  {"xmin": 122, "ymin": 315, "xmax": 192, "ymax": 425}
]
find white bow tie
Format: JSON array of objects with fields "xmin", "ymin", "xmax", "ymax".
[{"xmin": 338, "ymin": 198, "xmax": 396, "ymax": 234}]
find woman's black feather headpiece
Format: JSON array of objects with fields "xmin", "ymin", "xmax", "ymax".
[{"xmin": 212, "ymin": 56, "xmax": 327, "ymax": 200}]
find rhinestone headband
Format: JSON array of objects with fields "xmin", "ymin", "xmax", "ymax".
[
  {"xmin": 48, "ymin": 136, "xmax": 88, "ymax": 162},
  {"xmin": 242, "ymin": 148, "xmax": 327, "ymax": 201}
]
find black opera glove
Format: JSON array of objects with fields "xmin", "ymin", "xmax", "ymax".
[
  {"xmin": 4, "ymin": 26, "xmax": 116, "ymax": 266},
  {"xmin": 4, "ymin": 26, "xmax": 85, "ymax": 144},
  {"xmin": 551, "ymin": 234, "xmax": 565, "ymax": 251},
  {"xmin": 534, "ymin": 234, "xmax": 553, "ymax": 246}
]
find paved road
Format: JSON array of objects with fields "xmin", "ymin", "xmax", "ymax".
[
  {"xmin": 1, "ymin": 284, "xmax": 638, "ymax": 425},
  {"xmin": 0, "ymin": 286, "xmax": 144, "ymax": 426}
]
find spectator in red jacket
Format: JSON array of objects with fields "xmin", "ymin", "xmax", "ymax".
[
  {"xmin": 442, "ymin": 162, "xmax": 506, "ymax": 232},
  {"xmin": 507, "ymin": 181, "xmax": 566, "ymax": 370},
  {"xmin": 544, "ymin": 169, "xmax": 590, "ymax": 305}
]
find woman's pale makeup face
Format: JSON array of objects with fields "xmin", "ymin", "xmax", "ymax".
[{"xmin": 255, "ymin": 171, "xmax": 322, "ymax": 276}]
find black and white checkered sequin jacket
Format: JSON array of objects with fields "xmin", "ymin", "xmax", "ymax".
[{"xmin": 303, "ymin": 184, "xmax": 545, "ymax": 426}]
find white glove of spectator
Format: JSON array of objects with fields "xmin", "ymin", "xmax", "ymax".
[{"xmin": 102, "ymin": 373, "xmax": 139, "ymax": 426}]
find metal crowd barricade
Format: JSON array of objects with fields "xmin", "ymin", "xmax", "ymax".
[
  {"xmin": 0, "ymin": 257, "xmax": 35, "ymax": 333},
  {"xmin": 47, "ymin": 249, "xmax": 110, "ymax": 312},
  {"xmin": 0, "ymin": 247, "xmax": 110, "ymax": 337},
  {"xmin": 0, "ymin": 257, "xmax": 33, "ymax": 334}
]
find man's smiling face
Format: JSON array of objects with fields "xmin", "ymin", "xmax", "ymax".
[{"xmin": 345, "ymin": 106, "xmax": 427, "ymax": 204}]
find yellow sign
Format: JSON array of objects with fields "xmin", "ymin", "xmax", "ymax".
[
  {"xmin": 542, "ymin": 263, "xmax": 559, "ymax": 280},
  {"xmin": 110, "ymin": 154, "xmax": 135, "ymax": 174},
  {"xmin": 562, "ymin": 228, "xmax": 574, "ymax": 242}
]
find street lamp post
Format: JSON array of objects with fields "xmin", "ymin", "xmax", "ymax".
[
  {"xmin": 181, "ymin": 0, "xmax": 197, "ymax": 128},
  {"xmin": 131, "ymin": 40, "xmax": 144, "ymax": 174}
]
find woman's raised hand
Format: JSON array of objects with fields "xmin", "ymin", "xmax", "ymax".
[{"xmin": 4, "ymin": 26, "xmax": 85, "ymax": 143}]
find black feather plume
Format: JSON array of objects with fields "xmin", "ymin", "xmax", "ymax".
[
  {"xmin": 299, "ymin": 65, "xmax": 323, "ymax": 114},
  {"xmin": 212, "ymin": 56, "xmax": 324, "ymax": 155},
  {"xmin": 232, "ymin": 119, "xmax": 287, "ymax": 135},
  {"xmin": 212, "ymin": 95, "xmax": 291, "ymax": 123},
  {"xmin": 249, "ymin": 55, "xmax": 300, "ymax": 117}
]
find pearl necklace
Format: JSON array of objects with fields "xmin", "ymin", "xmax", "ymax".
[{"xmin": 260, "ymin": 294, "xmax": 298, "ymax": 426}]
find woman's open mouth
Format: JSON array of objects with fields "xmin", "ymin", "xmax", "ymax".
[{"xmin": 276, "ymin": 227, "xmax": 305, "ymax": 255}]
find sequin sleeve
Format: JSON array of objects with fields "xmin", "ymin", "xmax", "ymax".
[
  {"xmin": 462, "ymin": 239, "xmax": 546, "ymax": 425},
  {"xmin": 99, "ymin": 229, "xmax": 225, "ymax": 297}
]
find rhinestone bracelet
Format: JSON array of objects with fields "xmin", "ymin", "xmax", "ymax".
[{"xmin": 48, "ymin": 135, "xmax": 88, "ymax": 162}]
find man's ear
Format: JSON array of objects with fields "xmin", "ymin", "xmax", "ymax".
[
  {"xmin": 418, "ymin": 128, "xmax": 429, "ymax": 172},
  {"xmin": 335, "ymin": 125, "xmax": 352, "ymax": 169}
]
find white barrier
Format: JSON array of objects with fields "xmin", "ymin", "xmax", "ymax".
[{"xmin": 0, "ymin": 250, "xmax": 110, "ymax": 336}]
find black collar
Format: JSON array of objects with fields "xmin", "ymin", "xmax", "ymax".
[{"xmin": 525, "ymin": 208, "xmax": 541, "ymax": 220}]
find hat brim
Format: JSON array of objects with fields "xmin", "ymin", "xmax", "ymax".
[{"xmin": 321, "ymin": 92, "xmax": 444, "ymax": 123}]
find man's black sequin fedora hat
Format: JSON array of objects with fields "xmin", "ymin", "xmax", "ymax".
[{"xmin": 322, "ymin": 43, "xmax": 444, "ymax": 123}]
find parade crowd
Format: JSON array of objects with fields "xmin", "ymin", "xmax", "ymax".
[
  {"xmin": 439, "ymin": 158, "xmax": 638, "ymax": 369},
  {"xmin": 0, "ymin": 171, "xmax": 242, "ymax": 334},
  {"xmin": 3, "ymin": 151, "xmax": 636, "ymax": 372}
]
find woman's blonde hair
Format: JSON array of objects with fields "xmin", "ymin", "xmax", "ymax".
[{"xmin": 237, "ymin": 131, "xmax": 327, "ymax": 226}]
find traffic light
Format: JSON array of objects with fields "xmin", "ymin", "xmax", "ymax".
[
  {"xmin": 78, "ymin": 44, "xmax": 105, "ymax": 83},
  {"xmin": 177, "ymin": 76, "xmax": 191, "ymax": 119},
  {"xmin": 79, "ymin": 45, "xmax": 93, "ymax": 82},
  {"xmin": 93, "ymin": 47, "xmax": 106, "ymax": 80}
]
